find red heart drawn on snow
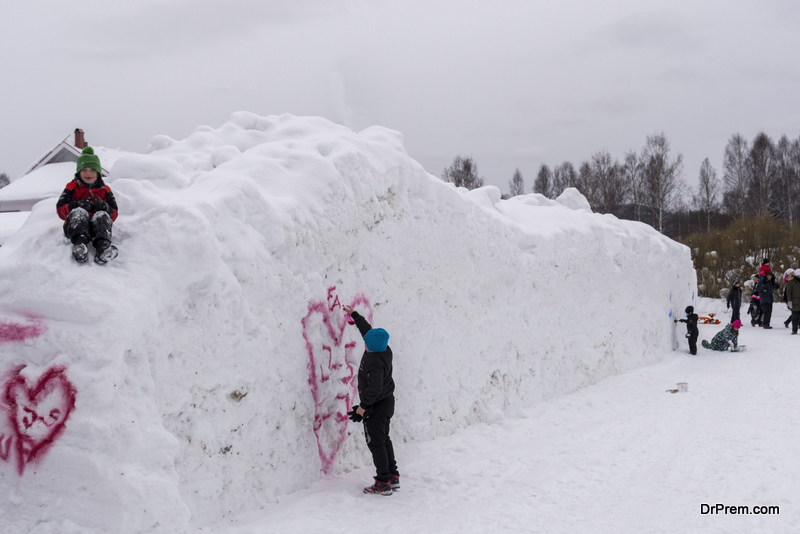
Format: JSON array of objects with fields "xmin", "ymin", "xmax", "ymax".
[
  {"xmin": 302, "ymin": 286, "xmax": 372, "ymax": 475},
  {"xmin": 2, "ymin": 366, "xmax": 77, "ymax": 475}
]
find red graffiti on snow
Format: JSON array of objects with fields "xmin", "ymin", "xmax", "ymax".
[
  {"xmin": 0, "ymin": 317, "xmax": 45, "ymax": 343},
  {"xmin": 302, "ymin": 286, "xmax": 372, "ymax": 475},
  {"xmin": 0, "ymin": 366, "xmax": 77, "ymax": 475}
]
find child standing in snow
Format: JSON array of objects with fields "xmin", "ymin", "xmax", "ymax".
[
  {"xmin": 343, "ymin": 304, "xmax": 399, "ymax": 496},
  {"xmin": 56, "ymin": 147, "xmax": 119, "ymax": 264},
  {"xmin": 676, "ymin": 305, "xmax": 699, "ymax": 355},
  {"xmin": 727, "ymin": 280, "xmax": 742, "ymax": 324},
  {"xmin": 747, "ymin": 275, "xmax": 762, "ymax": 327},
  {"xmin": 701, "ymin": 320, "xmax": 741, "ymax": 351}
]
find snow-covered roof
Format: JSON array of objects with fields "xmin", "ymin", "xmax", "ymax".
[{"xmin": 0, "ymin": 146, "xmax": 129, "ymax": 213}]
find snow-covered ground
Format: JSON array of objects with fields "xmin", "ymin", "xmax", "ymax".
[
  {"xmin": 0, "ymin": 113, "xmax": 699, "ymax": 533},
  {"xmin": 217, "ymin": 304, "xmax": 800, "ymax": 534}
]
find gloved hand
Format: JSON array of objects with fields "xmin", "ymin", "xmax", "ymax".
[
  {"xmin": 93, "ymin": 197, "xmax": 111, "ymax": 214},
  {"xmin": 68, "ymin": 199, "xmax": 94, "ymax": 212},
  {"xmin": 685, "ymin": 332, "xmax": 691, "ymax": 338},
  {"xmin": 346, "ymin": 406, "xmax": 363, "ymax": 423},
  {"xmin": 727, "ymin": 303, "xmax": 730, "ymax": 309}
]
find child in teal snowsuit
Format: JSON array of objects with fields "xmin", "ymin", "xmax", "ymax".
[{"xmin": 701, "ymin": 320, "xmax": 741, "ymax": 351}]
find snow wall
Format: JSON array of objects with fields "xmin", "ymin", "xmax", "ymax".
[{"xmin": 0, "ymin": 113, "xmax": 696, "ymax": 534}]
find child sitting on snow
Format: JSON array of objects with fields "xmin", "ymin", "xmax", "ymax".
[
  {"xmin": 701, "ymin": 320, "xmax": 741, "ymax": 352},
  {"xmin": 56, "ymin": 147, "xmax": 119, "ymax": 264}
]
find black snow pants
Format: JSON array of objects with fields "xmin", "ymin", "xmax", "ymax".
[
  {"xmin": 363, "ymin": 395, "xmax": 398, "ymax": 483},
  {"xmin": 731, "ymin": 306, "xmax": 740, "ymax": 324},
  {"xmin": 762, "ymin": 303, "xmax": 773, "ymax": 327},
  {"xmin": 64, "ymin": 208, "xmax": 113, "ymax": 247},
  {"xmin": 792, "ymin": 310, "xmax": 800, "ymax": 334},
  {"xmin": 688, "ymin": 332, "xmax": 698, "ymax": 355}
]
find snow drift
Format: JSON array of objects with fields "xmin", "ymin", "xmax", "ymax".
[{"xmin": 0, "ymin": 112, "xmax": 695, "ymax": 533}]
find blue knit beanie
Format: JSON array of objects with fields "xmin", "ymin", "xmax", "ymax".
[{"xmin": 364, "ymin": 328, "xmax": 389, "ymax": 352}]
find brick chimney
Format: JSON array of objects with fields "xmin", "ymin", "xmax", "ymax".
[{"xmin": 74, "ymin": 128, "xmax": 87, "ymax": 149}]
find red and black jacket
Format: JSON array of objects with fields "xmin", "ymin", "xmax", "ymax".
[{"xmin": 56, "ymin": 174, "xmax": 119, "ymax": 222}]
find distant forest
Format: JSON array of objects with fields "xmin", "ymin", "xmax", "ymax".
[{"xmin": 442, "ymin": 131, "xmax": 800, "ymax": 297}]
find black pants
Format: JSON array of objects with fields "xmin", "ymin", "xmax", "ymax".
[
  {"xmin": 762, "ymin": 303, "xmax": 773, "ymax": 327},
  {"xmin": 63, "ymin": 208, "xmax": 113, "ymax": 247},
  {"xmin": 792, "ymin": 310, "xmax": 800, "ymax": 334},
  {"xmin": 687, "ymin": 332, "xmax": 698, "ymax": 355},
  {"xmin": 731, "ymin": 307, "xmax": 740, "ymax": 323},
  {"xmin": 363, "ymin": 396, "xmax": 398, "ymax": 482}
]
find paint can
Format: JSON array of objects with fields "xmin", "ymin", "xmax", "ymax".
[{"xmin": 677, "ymin": 382, "xmax": 688, "ymax": 392}]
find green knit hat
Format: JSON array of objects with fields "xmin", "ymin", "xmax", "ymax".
[{"xmin": 76, "ymin": 146, "xmax": 102, "ymax": 174}]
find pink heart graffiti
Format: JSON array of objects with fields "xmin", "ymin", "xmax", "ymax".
[
  {"xmin": 1, "ymin": 366, "xmax": 77, "ymax": 475},
  {"xmin": 302, "ymin": 286, "xmax": 372, "ymax": 475}
]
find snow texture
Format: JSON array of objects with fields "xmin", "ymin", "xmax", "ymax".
[{"xmin": 0, "ymin": 113, "xmax": 694, "ymax": 533}]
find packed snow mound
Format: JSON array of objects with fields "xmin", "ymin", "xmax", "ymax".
[{"xmin": 0, "ymin": 112, "xmax": 696, "ymax": 533}]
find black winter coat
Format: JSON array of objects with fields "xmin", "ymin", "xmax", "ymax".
[
  {"xmin": 727, "ymin": 284, "xmax": 742, "ymax": 309},
  {"xmin": 757, "ymin": 278, "xmax": 778, "ymax": 305},
  {"xmin": 351, "ymin": 311, "xmax": 395, "ymax": 410},
  {"xmin": 679, "ymin": 313, "xmax": 699, "ymax": 336}
]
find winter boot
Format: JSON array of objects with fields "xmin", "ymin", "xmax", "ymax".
[
  {"xmin": 94, "ymin": 239, "xmax": 119, "ymax": 265},
  {"xmin": 388, "ymin": 474, "xmax": 400, "ymax": 490},
  {"xmin": 363, "ymin": 477, "xmax": 392, "ymax": 496},
  {"xmin": 72, "ymin": 242, "xmax": 89, "ymax": 263}
]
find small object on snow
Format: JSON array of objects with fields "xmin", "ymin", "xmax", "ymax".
[
  {"xmin": 363, "ymin": 477, "xmax": 392, "ymax": 495},
  {"xmin": 677, "ymin": 382, "xmax": 688, "ymax": 392},
  {"xmin": 666, "ymin": 389, "xmax": 679, "ymax": 394},
  {"xmin": 730, "ymin": 345, "xmax": 747, "ymax": 352},
  {"xmin": 698, "ymin": 313, "xmax": 721, "ymax": 324}
]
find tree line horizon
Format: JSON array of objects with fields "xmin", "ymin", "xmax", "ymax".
[
  {"xmin": 442, "ymin": 131, "xmax": 800, "ymax": 298},
  {"xmin": 441, "ymin": 130, "xmax": 800, "ymax": 239}
]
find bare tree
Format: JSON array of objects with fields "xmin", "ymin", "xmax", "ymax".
[
  {"xmin": 693, "ymin": 158, "xmax": 721, "ymax": 232},
  {"xmin": 722, "ymin": 133, "xmax": 750, "ymax": 218},
  {"xmin": 442, "ymin": 155, "xmax": 485, "ymax": 190},
  {"xmin": 552, "ymin": 161, "xmax": 578, "ymax": 198},
  {"xmin": 0, "ymin": 172, "xmax": 9, "ymax": 189},
  {"xmin": 641, "ymin": 132, "xmax": 685, "ymax": 233},
  {"xmin": 590, "ymin": 150, "xmax": 625, "ymax": 214},
  {"xmin": 772, "ymin": 136, "xmax": 799, "ymax": 226},
  {"xmin": 533, "ymin": 164, "xmax": 554, "ymax": 198},
  {"xmin": 508, "ymin": 168, "xmax": 525, "ymax": 197},
  {"xmin": 575, "ymin": 160, "xmax": 595, "ymax": 207},
  {"xmin": 622, "ymin": 150, "xmax": 644, "ymax": 221},
  {"xmin": 747, "ymin": 132, "xmax": 776, "ymax": 217}
]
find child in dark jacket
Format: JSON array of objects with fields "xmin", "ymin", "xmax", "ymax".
[
  {"xmin": 56, "ymin": 147, "xmax": 119, "ymax": 264},
  {"xmin": 727, "ymin": 280, "xmax": 742, "ymax": 323},
  {"xmin": 676, "ymin": 305, "xmax": 699, "ymax": 355},
  {"xmin": 747, "ymin": 275, "xmax": 762, "ymax": 327},
  {"xmin": 343, "ymin": 304, "xmax": 399, "ymax": 496}
]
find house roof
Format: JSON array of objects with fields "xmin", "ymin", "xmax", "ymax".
[{"xmin": 19, "ymin": 135, "xmax": 111, "ymax": 178}]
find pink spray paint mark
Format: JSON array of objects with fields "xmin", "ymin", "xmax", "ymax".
[
  {"xmin": 0, "ymin": 317, "xmax": 45, "ymax": 343},
  {"xmin": 0, "ymin": 365, "xmax": 77, "ymax": 475},
  {"xmin": 302, "ymin": 286, "xmax": 372, "ymax": 475}
]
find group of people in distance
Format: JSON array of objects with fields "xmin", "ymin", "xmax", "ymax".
[{"xmin": 677, "ymin": 258, "xmax": 800, "ymax": 355}]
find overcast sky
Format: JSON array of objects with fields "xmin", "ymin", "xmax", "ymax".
[{"xmin": 2, "ymin": 0, "xmax": 799, "ymax": 194}]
